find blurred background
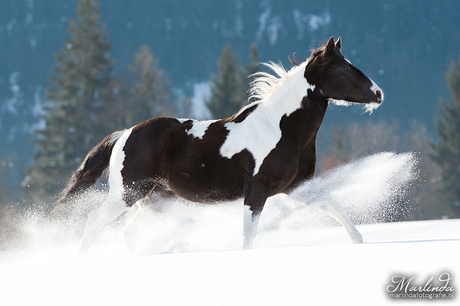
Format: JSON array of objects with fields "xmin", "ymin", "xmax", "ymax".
[{"xmin": 1, "ymin": 0, "xmax": 459, "ymax": 226}]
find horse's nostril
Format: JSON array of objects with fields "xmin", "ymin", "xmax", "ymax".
[{"xmin": 375, "ymin": 89, "xmax": 383, "ymax": 101}]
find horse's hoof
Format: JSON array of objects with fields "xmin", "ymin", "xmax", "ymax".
[{"xmin": 351, "ymin": 234, "xmax": 364, "ymax": 244}]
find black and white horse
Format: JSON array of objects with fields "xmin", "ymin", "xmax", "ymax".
[{"xmin": 59, "ymin": 37, "xmax": 384, "ymax": 254}]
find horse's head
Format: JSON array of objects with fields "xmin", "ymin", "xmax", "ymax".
[{"xmin": 304, "ymin": 37, "xmax": 383, "ymax": 111}]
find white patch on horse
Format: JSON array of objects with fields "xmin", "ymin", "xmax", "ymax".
[
  {"xmin": 109, "ymin": 127, "xmax": 133, "ymax": 197},
  {"xmin": 243, "ymin": 204, "xmax": 261, "ymax": 249},
  {"xmin": 345, "ymin": 58, "xmax": 356, "ymax": 67},
  {"xmin": 363, "ymin": 79, "xmax": 383, "ymax": 114},
  {"xmin": 370, "ymin": 79, "xmax": 384, "ymax": 100},
  {"xmin": 183, "ymin": 119, "xmax": 217, "ymax": 139},
  {"xmin": 79, "ymin": 127, "xmax": 134, "ymax": 254},
  {"xmin": 220, "ymin": 62, "xmax": 313, "ymax": 176}
]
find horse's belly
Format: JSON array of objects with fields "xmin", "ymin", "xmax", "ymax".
[
  {"xmin": 166, "ymin": 162, "xmax": 247, "ymax": 203},
  {"xmin": 167, "ymin": 175, "xmax": 244, "ymax": 203}
]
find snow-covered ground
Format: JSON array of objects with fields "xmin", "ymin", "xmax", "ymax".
[
  {"xmin": 0, "ymin": 153, "xmax": 458, "ymax": 305},
  {"xmin": 0, "ymin": 220, "xmax": 458, "ymax": 306}
]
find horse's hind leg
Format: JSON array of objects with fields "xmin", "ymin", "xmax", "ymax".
[
  {"xmin": 121, "ymin": 199, "xmax": 147, "ymax": 251},
  {"xmin": 317, "ymin": 201, "xmax": 363, "ymax": 243},
  {"xmin": 80, "ymin": 180, "xmax": 158, "ymax": 255},
  {"xmin": 79, "ymin": 193, "xmax": 130, "ymax": 255}
]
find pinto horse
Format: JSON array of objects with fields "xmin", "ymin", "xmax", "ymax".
[{"xmin": 59, "ymin": 37, "xmax": 384, "ymax": 254}]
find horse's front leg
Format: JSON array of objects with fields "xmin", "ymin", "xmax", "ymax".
[
  {"xmin": 242, "ymin": 181, "xmax": 269, "ymax": 249},
  {"xmin": 317, "ymin": 201, "xmax": 363, "ymax": 243}
]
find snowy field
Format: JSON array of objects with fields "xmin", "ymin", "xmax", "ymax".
[{"xmin": 0, "ymin": 152, "xmax": 458, "ymax": 305}]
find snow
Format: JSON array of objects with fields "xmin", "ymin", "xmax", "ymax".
[
  {"xmin": 0, "ymin": 152, "xmax": 458, "ymax": 305},
  {"xmin": 0, "ymin": 220, "xmax": 458, "ymax": 306}
]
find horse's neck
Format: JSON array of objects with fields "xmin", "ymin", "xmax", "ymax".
[
  {"xmin": 301, "ymin": 88, "xmax": 329, "ymax": 132},
  {"xmin": 231, "ymin": 63, "xmax": 327, "ymax": 145},
  {"xmin": 267, "ymin": 80, "xmax": 329, "ymax": 151},
  {"xmin": 257, "ymin": 65, "xmax": 313, "ymax": 127}
]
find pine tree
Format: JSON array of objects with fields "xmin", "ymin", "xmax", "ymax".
[
  {"xmin": 431, "ymin": 56, "xmax": 460, "ymax": 218},
  {"xmin": 101, "ymin": 45, "xmax": 178, "ymax": 129},
  {"xmin": 24, "ymin": 0, "xmax": 115, "ymax": 202},
  {"xmin": 206, "ymin": 44, "xmax": 247, "ymax": 119},
  {"xmin": 206, "ymin": 43, "xmax": 262, "ymax": 119},
  {"xmin": 125, "ymin": 45, "xmax": 172, "ymax": 126},
  {"xmin": 244, "ymin": 43, "xmax": 261, "ymax": 98}
]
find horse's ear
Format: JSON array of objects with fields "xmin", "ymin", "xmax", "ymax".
[
  {"xmin": 335, "ymin": 37, "xmax": 342, "ymax": 53},
  {"xmin": 324, "ymin": 36, "xmax": 335, "ymax": 56}
]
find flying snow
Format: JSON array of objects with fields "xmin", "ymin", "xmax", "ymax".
[{"xmin": 2, "ymin": 152, "xmax": 417, "ymax": 258}]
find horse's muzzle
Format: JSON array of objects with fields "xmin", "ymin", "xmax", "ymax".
[{"xmin": 374, "ymin": 88, "xmax": 384, "ymax": 103}]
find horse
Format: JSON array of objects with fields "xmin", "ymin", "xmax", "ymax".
[{"xmin": 58, "ymin": 37, "xmax": 384, "ymax": 254}]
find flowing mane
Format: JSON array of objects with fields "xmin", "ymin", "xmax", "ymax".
[
  {"xmin": 232, "ymin": 61, "xmax": 309, "ymax": 121},
  {"xmin": 248, "ymin": 61, "xmax": 306, "ymax": 103}
]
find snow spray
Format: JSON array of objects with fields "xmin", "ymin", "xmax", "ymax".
[{"xmin": 1, "ymin": 152, "xmax": 417, "ymax": 259}]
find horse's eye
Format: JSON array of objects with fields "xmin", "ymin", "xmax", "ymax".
[{"xmin": 341, "ymin": 66, "xmax": 349, "ymax": 72}]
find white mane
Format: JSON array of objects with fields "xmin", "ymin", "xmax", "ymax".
[
  {"xmin": 248, "ymin": 61, "xmax": 305, "ymax": 102},
  {"xmin": 231, "ymin": 61, "xmax": 309, "ymax": 120}
]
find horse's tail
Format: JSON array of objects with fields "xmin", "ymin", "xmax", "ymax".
[{"xmin": 57, "ymin": 129, "xmax": 126, "ymax": 204}]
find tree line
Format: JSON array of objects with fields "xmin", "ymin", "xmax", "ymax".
[{"xmin": 4, "ymin": 0, "xmax": 460, "ymax": 220}]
